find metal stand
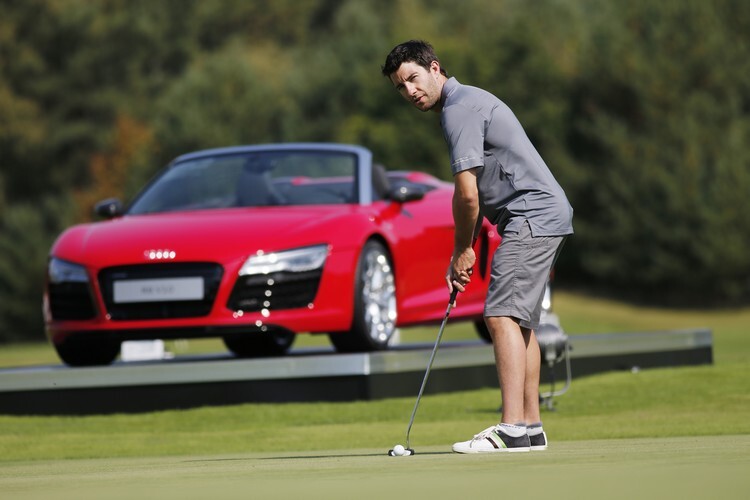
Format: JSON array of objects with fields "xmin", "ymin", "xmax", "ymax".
[{"xmin": 536, "ymin": 322, "xmax": 572, "ymax": 411}]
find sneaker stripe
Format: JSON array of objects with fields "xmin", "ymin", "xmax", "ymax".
[
  {"xmin": 489, "ymin": 431, "xmax": 510, "ymax": 449},
  {"xmin": 485, "ymin": 436, "xmax": 500, "ymax": 449}
]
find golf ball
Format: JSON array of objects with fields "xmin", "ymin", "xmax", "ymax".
[{"xmin": 393, "ymin": 444, "xmax": 405, "ymax": 456}]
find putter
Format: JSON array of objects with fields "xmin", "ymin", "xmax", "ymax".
[{"xmin": 388, "ymin": 286, "xmax": 461, "ymax": 457}]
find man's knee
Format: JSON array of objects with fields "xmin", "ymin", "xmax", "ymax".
[{"xmin": 485, "ymin": 316, "xmax": 521, "ymax": 340}]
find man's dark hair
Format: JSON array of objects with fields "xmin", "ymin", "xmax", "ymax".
[{"xmin": 381, "ymin": 40, "xmax": 448, "ymax": 77}]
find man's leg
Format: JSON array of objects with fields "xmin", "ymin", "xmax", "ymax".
[
  {"xmin": 486, "ymin": 318, "xmax": 542, "ymax": 425},
  {"xmin": 450, "ymin": 315, "xmax": 532, "ymax": 453},
  {"xmin": 486, "ymin": 316, "xmax": 527, "ymax": 424},
  {"xmin": 523, "ymin": 328, "xmax": 542, "ymax": 425}
]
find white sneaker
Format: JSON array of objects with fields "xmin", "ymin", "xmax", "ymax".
[{"xmin": 452, "ymin": 425, "xmax": 531, "ymax": 454}]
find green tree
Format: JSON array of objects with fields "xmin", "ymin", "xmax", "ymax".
[
  {"xmin": 565, "ymin": 0, "xmax": 750, "ymax": 304},
  {"xmin": 152, "ymin": 41, "xmax": 289, "ymax": 164},
  {"xmin": 0, "ymin": 196, "xmax": 74, "ymax": 341}
]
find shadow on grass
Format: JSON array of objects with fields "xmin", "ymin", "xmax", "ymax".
[
  {"xmin": 261, "ymin": 451, "xmax": 454, "ymax": 460},
  {"xmin": 183, "ymin": 450, "xmax": 454, "ymax": 462}
]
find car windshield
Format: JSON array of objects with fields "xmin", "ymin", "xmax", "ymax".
[{"xmin": 128, "ymin": 150, "xmax": 358, "ymax": 214}]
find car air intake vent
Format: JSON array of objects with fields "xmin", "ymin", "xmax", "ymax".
[
  {"xmin": 48, "ymin": 282, "xmax": 97, "ymax": 320},
  {"xmin": 99, "ymin": 263, "xmax": 223, "ymax": 320},
  {"xmin": 227, "ymin": 269, "xmax": 322, "ymax": 312}
]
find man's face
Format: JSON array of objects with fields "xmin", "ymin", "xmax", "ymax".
[{"xmin": 389, "ymin": 60, "xmax": 443, "ymax": 112}]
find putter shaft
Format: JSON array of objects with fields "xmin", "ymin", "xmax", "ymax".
[{"xmin": 405, "ymin": 288, "xmax": 458, "ymax": 450}]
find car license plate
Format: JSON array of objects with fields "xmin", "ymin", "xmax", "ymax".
[{"xmin": 113, "ymin": 277, "xmax": 204, "ymax": 303}]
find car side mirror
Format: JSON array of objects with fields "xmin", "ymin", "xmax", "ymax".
[
  {"xmin": 94, "ymin": 198, "xmax": 124, "ymax": 219},
  {"xmin": 389, "ymin": 185, "xmax": 425, "ymax": 203}
]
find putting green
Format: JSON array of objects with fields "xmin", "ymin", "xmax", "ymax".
[{"xmin": 2, "ymin": 435, "xmax": 748, "ymax": 499}]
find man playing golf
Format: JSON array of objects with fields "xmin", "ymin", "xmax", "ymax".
[{"xmin": 382, "ymin": 40, "xmax": 573, "ymax": 453}]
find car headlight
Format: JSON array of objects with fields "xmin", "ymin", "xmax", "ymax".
[
  {"xmin": 48, "ymin": 258, "xmax": 90, "ymax": 284},
  {"xmin": 239, "ymin": 245, "xmax": 329, "ymax": 276}
]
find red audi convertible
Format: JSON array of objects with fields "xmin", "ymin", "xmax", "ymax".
[{"xmin": 44, "ymin": 143, "xmax": 501, "ymax": 366}]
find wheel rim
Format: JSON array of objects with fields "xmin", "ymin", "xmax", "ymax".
[{"xmin": 361, "ymin": 247, "xmax": 397, "ymax": 345}]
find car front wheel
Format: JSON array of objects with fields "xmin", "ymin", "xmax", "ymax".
[
  {"xmin": 54, "ymin": 336, "xmax": 121, "ymax": 366},
  {"xmin": 329, "ymin": 240, "xmax": 397, "ymax": 352},
  {"xmin": 223, "ymin": 328, "xmax": 296, "ymax": 358}
]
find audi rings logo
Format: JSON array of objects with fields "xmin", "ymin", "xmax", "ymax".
[{"xmin": 144, "ymin": 249, "xmax": 177, "ymax": 260}]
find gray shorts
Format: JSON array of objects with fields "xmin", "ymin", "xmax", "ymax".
[{"xmin": 484, "ymin": 220, "xmax": 566, "ymax": 331}]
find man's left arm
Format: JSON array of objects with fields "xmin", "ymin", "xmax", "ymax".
[{"xmin": 448, "ymin": 168, "xmax": 480, "ymax": 294}]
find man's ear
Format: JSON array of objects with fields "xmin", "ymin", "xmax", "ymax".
[{"xmin": 430, "ymin": 60, "xmax": 441, "ymax": 76}]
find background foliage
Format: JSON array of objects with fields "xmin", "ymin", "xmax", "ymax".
[{"xmin": 1, "ymin": 0, "xmax": 749, "ymax": 341}]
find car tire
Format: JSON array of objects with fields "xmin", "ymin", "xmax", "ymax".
[
  {"xmin": 54, "ymin": 336, "xmax": 121, "ymax": 366},
  {"xmin": 329, "ymin": 239, "xmax": 397, "ymax": 352},
  {"xmin": 223, "ymin": 328, "xmax": 295, "ymax": 358}
]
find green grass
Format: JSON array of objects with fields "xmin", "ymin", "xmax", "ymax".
[
  {"xmin": 0, "ymin": 291, "xmax": 749, "ymax": 498},
  {"xmin": 2, "ymin": 436, "xmax": 749, "ymax": 500},
  {"xmin": 1, "ymin": 361, "xmax": 747, "ymax": 462}
]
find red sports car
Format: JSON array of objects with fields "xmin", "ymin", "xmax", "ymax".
[{"xmin": 44, "ymin": 143, "xmax": 501, "ymax": 366}]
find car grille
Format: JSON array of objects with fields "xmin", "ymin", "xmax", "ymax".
[
  {"xmin": 227, "ymin": 269, "xmax": 322, "ymax": 312},
  {"xmin": 98, "ymin": 263, "xmax": 223, "ymax": 320},
  {"xmin": 48, "ymin": 282, "xmax": 97, "ymax": 320}
]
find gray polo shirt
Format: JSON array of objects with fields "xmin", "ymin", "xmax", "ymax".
[{"xmin": 441, "ymin": 77, "xmax": 573, "ymax": 237}]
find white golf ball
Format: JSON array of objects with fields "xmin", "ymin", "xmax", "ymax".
[{"xmin": 393, "ymin": 444, "xmax": 405, "ymax": 456}]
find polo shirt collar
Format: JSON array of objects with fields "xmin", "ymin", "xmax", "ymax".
[{"xmin": 442, "ymin": 77, "xmax": 459, "ymax": 102}]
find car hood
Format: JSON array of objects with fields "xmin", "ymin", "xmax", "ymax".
[{"xmin": 52, "ymin": 206, "xmax": 363, "ymax": 267}]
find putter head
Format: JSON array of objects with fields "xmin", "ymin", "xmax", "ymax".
[{"xmin": 387, "ymin": 448, "xmax": 415, "ymax": 457}]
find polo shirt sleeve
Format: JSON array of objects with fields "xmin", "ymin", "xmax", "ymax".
[{"xmin": 441, "ymin": 104, "xmax": 486, "ymax": 175}]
